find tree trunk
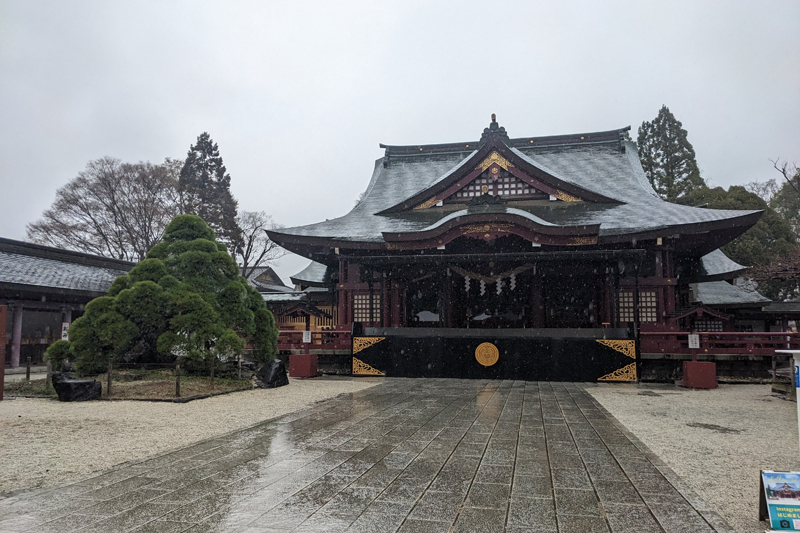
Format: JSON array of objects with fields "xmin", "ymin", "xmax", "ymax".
[
  {"xmin": 175, "ymin": 359, "xmax": 181, "ymax": 398},
  {"xmin": 210, "ymin": 358, "xmax": 215, "ymax": 389}
]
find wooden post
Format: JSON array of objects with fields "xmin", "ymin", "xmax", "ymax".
[
  {"xmin": 107, "ymin": 359, "xmax": 113, "ymax": 397},
  {"xmin": 46, "ymin": 361, "xmax": 53, "ymax": 391},
  {"xmin": 238, "ymin": 354, "xmax": 242, "ymax": 380},
  {"xmin": 25, "ymin": 356, "xmax": 31, "ymax": 382},
  {"xmin": 175, "ymin": 359, "xmax": 181, "ymax": 397}
]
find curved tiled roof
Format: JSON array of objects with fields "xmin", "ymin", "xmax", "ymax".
[{"xmin": 272, "ymin": 123, "xmax": 761, "ymax": 248}]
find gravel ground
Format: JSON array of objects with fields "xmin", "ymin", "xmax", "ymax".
[
  {"xmin": 587, "ymin": 382, "xmax": 800, "ymax": 533},
  {"xmin": 0, "ymin": 377, "xmax": 379, "ymax": 496}
]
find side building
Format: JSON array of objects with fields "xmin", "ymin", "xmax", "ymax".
[{"xmin": 0, "ymin": 238, "xmax": 133, "ymax": 367}]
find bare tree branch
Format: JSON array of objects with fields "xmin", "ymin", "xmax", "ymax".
[
  {"xmin": 26, "ymin": 157, "xmax": 181, "ymax": 261},
  {"xmin": 234, "ymin": 211, "xmax": 285, "ymax": 279}
]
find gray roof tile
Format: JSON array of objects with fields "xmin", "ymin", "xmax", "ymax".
[
  {"xmin": 692, "ymin": 281, "xmax": 770, "ymax": 306},
  {"xmin": 274, "ymin": 135, "xmax": 759, "ymax": 245},
  {"xmin": 0, "ymin": 250, "xmax": 128, "ymax": 293}
]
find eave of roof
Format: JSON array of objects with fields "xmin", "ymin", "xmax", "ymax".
[{"xmin": 290, "ymin": 260, "xmax": 328, "ymax": 287}]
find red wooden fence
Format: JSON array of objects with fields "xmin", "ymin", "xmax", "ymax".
[
  {"xmin": 277, "ymin": 330, "xmax": 352, "ymax": 353},
  {"xmin": 640, "ymin": 331, "xmax": 800, "ymax": 355}
]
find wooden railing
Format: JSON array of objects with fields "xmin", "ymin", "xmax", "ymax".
[
  {"xmin": 640, "ymin": 331, "xmax": 800, "ymax": 355},
  {"xmin": 277, "ymin": 330, "xmax": 352, "ymax": 353}
]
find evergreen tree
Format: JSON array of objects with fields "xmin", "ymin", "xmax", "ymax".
[
  {"xmin": 179, "ymin": 133, "xmax": 242, "ymax": 250},
  {"xmin": 769, "ymin": 162, "xmax": 800, "ymax": 236},
  {"xmin": 638, "ymin": 105, "xmax": 706, "ymax": 201},
  {"xmin": 59, "ymin": 215, "xmax": 277, "ymax": 375},
  {"xmin": 678, "ymin": 185, "xmax": 796, "ymax": 268}
]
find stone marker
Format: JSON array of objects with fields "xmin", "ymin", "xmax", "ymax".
[
  {"xmin": 51, "ymin": 372, "xmax": 102, "ymax": 401},
  {"xmin": 254, "ymin": 359, "xmax": 289, "ymax": 389}
]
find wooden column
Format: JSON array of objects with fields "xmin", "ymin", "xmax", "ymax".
[
  {"xmin": 603, "ymin": 268, "xmax": 613, "ymax": 326},
  {"xmin": 442, "ymin": 269, "xmax": 453, "ymax": 328},
  {"xmin": 531, "ymin": 268, "xmax": 544, "ymax": 328},
  {"xmin": 0, "ymin": 305, "xmax": 6, "ymax": 401},
  {"xmin": 10, "ymin": 303, "xmax": 22, "ymax": 368},
  {"xmin": 382, "ymin": 274, "xmax": 389, "ymax": 327},
  {"xmin": 337, "ymin": 259, "xmax": 348, "ymax": 328},
  {"xmin": 391, "ymin": 282, "xmax": 402, "ymax": 327}
]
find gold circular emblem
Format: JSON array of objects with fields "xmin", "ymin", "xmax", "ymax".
[
  {"xmin": 490, "ymin": 167, "xmax": 499, "ymax": 175},
  {"xmin": 481, "ymin": 185, "xmax": 489, "ymax": 194},
  {"xmin": 475, "ymin": 342, "xmax": 499, "ymax": 367}
]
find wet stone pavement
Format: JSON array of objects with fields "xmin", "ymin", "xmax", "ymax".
[{"xmin": 0, "ymin": 379, "xmax": 733, "ymax": 532}]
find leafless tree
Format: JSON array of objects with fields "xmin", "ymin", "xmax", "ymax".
[
  {"xmin": 744, "ymin": 178, "xmax": 779, "ymax": 204},
  {"xmin": 234, "ymin": 211, "xmax": 285, "ymax": 279},
  {"xmin": 27, "ymin": 157, "xmax": 181, "ymax": 261},
  {"xmin": 771, "ymin": 158, "xmax": 800, "ymax": 193}
]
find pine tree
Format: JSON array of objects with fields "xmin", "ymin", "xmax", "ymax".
[
  {"xmin": 178, "ymin": 133, "xmax": 242, "ymax": 250},
  {"xmin": 60, "ymin": 215, "xmax": 278, "ymax": 375},
  {"xmin": 637, "ymin": 106, "xmax": 706, "ymax": 202}
]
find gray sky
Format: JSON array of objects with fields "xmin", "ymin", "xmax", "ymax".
[{"xmin": 1, "ymin": 0, "xmax": 798, "ymax": 284}]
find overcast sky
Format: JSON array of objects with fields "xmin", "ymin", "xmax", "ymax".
[{"xmin": 1, "ymin": 0, "xmax": 798, "ymax": 284}]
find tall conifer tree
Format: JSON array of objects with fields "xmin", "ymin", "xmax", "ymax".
[
  {"xmin": 637, "ymin": 106, "xmax": 705, "ymax": 202},
  {"xmin": 178, "ymin": 133, "xmax": 242, "ymax": 249}
]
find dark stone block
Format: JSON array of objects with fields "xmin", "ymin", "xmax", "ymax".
[
  {"xmin": 52, "ymin": 372, "xmax": 102, "ymax": 402},
  {"xmin": 254, "ymin": 359, "xmax": 289, "ymax": 389}
]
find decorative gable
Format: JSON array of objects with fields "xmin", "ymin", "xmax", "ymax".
[{"xmin": 445, "ymin": 153, "xmax": 548, "ymax": 204}]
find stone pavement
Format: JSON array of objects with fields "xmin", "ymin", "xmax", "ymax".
[{"xmin": 0, "ymin": 379, "xmax": 733, "ymax": 532}]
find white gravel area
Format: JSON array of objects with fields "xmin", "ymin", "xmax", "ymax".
[
  {"xmin": 0, "ymin": 377, "xmax": 379, "ymax": 496},
  {"xmin": 587, "ymin": 383, "xmax": 800, "ymax": 533}
]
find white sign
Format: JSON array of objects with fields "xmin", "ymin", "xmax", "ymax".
[
  {"xmin": 302, "ymin": 331, "xmax": 311, "ymax": 343},
  {"xmin": 61, "ymin": 322, "xmax": 70, "ymax": 341},
  {"xmin": 688, "ymin": 334, "xmax": 700, "ymax": 349}
]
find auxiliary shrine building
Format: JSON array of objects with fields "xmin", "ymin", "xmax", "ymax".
[{"xmin": 268, "ymin": 117, "xmax": 767, "ymax": 382}]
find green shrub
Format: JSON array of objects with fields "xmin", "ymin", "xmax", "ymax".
[{"xmin": 44, "ymin": 340, "xmax": 71, "ymax": 370}]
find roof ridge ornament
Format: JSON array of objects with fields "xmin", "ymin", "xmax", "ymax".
[{"xmin": 481, "ymin": 113, "xmax": 509, "ymax": 143}]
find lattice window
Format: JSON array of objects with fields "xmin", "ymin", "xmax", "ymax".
[
  {"xmin": 446, "ymin": 170, "xmax": 545, "ymax": 204},
  {"xmin": 353, "ymin": 293, "xmax": 381, "ymax": 323},
  {"xmin": 618, "ymin": 291, "xmax": 657, "ymax": 323},
  {"xmin": 694, "ymin": 319, "xmax": 723, "ymax": 332}
]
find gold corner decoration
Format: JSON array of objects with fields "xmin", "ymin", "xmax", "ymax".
[
  {"xmin": 476, "ymin": 151, "xmax": 514, "ymax": 172},
  {"xmin": 475, "ymin": 342, "xmax": 500, "ymax": 367},
  {"xmin": 553, "ymin": 190, "xmax": 581, "ymax": 202},
  {"xmin": 413, "ymin": 197, "xmax": 439, "ymax": 210},
  {"xmin": 352, "ymin": 336, "xmax": 385, "ymax": 354},
  {"xmin": 352, "ymin": 357, "xmax": 385, "ymax": 376},
  {"xmin": 597, "ymin": 362, "xmax": 637, "ymax": 382},
  {"xmin": 596, "ymin": 339, "xmax": 636, "ymax": 359}
]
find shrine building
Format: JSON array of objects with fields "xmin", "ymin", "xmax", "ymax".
[{"xmin": 268, "ymin": 116, "xmax": 768, "ymax": 382}]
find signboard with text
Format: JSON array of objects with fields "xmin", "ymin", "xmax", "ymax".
[
  {"xmin": 688, "ymin": 334, "xmax": 700, "ymax": 349},
  {"xmin": 61, "ymin": 322, "xmax": 70, "ymax": 341},
  {"xmin": 762, "ymin": 471, "xmax": 800, "ymax": 530},
  {"xmin": 302, "ymin": 331, "xmax": 311, "ymax": 343}
]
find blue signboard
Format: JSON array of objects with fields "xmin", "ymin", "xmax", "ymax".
[{"xmin": 763, "ymin": 471, "xmax": 800, "ymax": 530}]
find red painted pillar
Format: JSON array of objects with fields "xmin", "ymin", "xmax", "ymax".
[
  {"xmin": 10, "ymin": 303, "xmax": 22, "ymax": 368},
  {"xmin": 532, "ymin": 270, "xmax": 544, "ymax": 328}
]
